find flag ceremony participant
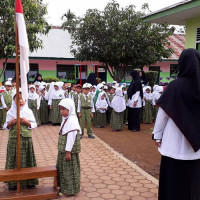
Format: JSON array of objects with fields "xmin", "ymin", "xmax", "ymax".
[
  {"xmin": 153, "ymin": 49, "xmax": 200, "ymax": 200},
  {"xmin": 77, "ymin": 83, "xmax": 95, "ymax": 139},
  {"xmin": 1, "ymin": 81, "xmax": 13, "ymax": 125},
  {"xmin": 28, "ymin": 85, "xmax": 41, "ymax": 126},
  {"xmin": 4, "ymin": 89, "xmax": 38, "ymax": 190},
  {"xmin": 110, "ymin": 88, "xmax": 126, "ymax": 131},
  {"xmin": 95, "ymin": 92, "xmax": 108, "ymax": 128},
  {"xmin": 57, "ymin": 98, "xmax": 81, "ymax": 197}
]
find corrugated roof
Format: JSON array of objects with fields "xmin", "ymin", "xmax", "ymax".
[
  {"xmin": 166, "ymin": 34, "xmax": 185, "ymax": 60},
  {"xmin": 30, "ymin": 27, "xmax": 74, "ymax": 59},
  {"xmin": 30, "ymin": 27, "xmax": 185, "ymax": 61}
]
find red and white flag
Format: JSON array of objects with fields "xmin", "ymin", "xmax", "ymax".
[{"xmin": 15, "ymin": 0, "xmax": 29, "ymax": 101}]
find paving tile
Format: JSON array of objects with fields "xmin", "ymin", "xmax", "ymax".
[{"xmin": 0, "ymin": 125, "xmax": 158, "ymax": 199}]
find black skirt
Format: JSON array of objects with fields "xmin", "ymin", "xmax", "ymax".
[
  {"xmin": 159, "ymin": 156, "xmax": 200, "ymax": 200},
  {"xmin": 128, "ymin": 107, "xmax": 141, "ymax": 131}
]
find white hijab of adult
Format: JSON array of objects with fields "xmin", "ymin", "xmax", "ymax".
[
  {"xmin": 4, "ymin": 89, "xmax": 37, "ymax": 129},
  {"xmin": 155, "ymin": 86, "xmax": 163, "ymax": 100},
  {"xmin": 28, "ymin": 85, "xmax": 39, "ymax": 100},
  {"xmin": 59, "ymin": 98, "xmax": 81, "ymax": 135},
  {"xmin": 96, "ymin": 92, "xmax": 108, "ymax": 113},
  {"xmin": 111, "ymin": 88, "xmax": 126, "ymax": 113}
]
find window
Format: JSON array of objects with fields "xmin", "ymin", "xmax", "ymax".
[
  {"xmin": 196, "ymin": 27, "xmax": 200, "ymax": 51},
  {"xmin": 57, "ymin": 65, "xmax": 75, "ymax": 81},
  {"xmin": 4, "ymin": 63, "xmax": 15, "ymax": 81},
  {"xmin": 75, "ymin": 65, "xmax": 87, "ymax": 80},
  {"xmin": 28, "ymin": 64, "xmax": 38, "ymax": 82},
  {"xmin": 170, "ymin": 64, "xmax": 178, "ymax": 77}
]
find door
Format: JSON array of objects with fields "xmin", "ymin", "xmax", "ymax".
[{"xmin": 149, "ymin": 66, "xmax": 160, "ymax": 85}]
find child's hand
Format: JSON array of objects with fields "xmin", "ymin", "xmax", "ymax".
[
  {"xmin": 37, "ymin": 109, "xmax": 39, "ymax": 112},
  {"xmin": 133, "ymin": 101, "xmax": 137, "ymax": 107},
  {"xmin": 66, "ymin": 152, "xmax": 71, "ymax": 161},
  {"xmin": 20, "ymin": 118, "xmax": 31, "ymax": 128},
  {"xmin": 10, "ymin": 118, "xmax": 17, "ymax": 126},
  {"xmin": 91, "ymin": 113, "xmax": 94, "ymax": 118},
  {"xmin": 78, "ymin": 113, "xmax": 82, "ymax": 118},
  {"xmin": 5, "ymin": 107, "xmax": 9, "ymax": 111},
  {"xmin": 50, "ymin": 105, "xmax": 52, "ymax": 110}
]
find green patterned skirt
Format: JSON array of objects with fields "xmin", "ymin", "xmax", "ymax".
[
  {"xmin": 56, "ymin": 152, "xmax": 80, "ymax": 196},
  {"xmin": 5, "ymin": 136, "xmax": 38, "ymax": 189},
  {"xmin": 39, "ymin": 100, "xmax": 49, "ymax": 124},
  {"xmin": 28, "ymin": 99, "xmax": 41, "ymax": 126},
  {"xmin": 2, "ymin": 109, "xmax": 8, "ymax": 125},
  {"xmin": 143, "ymin": 100, "xmax": 153, "ymax": 124},
  {"xmin": 96, "ymin": 110, "xmax": 107, "ymax": 127},
  {"xmin": 110, "ymin": 110, "xmax": 124, "ymax": 131},
  {"xmin": 49, "ymin": 99, "xmax": 62, "ymax": 124}
]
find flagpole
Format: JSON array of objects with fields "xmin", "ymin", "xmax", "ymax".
[{"xmin": 15, "ymin": 15, "xmax": 21, "ymax": 194}]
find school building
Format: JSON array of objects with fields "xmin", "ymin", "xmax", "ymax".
[
  {"xmin": 0, "ymin": 24, "xmax": 185, "ymax": 84},
  {"xmin": 143, "ymin": 0, "xmax": 200, "ymax": 82}
]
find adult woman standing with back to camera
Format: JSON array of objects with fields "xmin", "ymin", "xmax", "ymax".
[{"xmin": 153, "ymin": 48, "xmax": 200, "ymax": 200}]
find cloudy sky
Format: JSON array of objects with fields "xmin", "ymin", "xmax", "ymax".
[{"xmin": 43, "ymin": 0, "xmax": 182, "ymax": 26}]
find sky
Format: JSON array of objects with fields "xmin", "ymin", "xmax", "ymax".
[{"xmin": 43, "ymin": 0, "xmax": 182, "ymax": 26}]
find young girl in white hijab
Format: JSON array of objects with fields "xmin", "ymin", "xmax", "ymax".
[
  {"xmin": 4, "ymin": 89, "xmax": 38, "ymax": 190},
  {"xmin": 39, "ymin": 85, "xmax": 49, "ymax": 124},
  {"xmin": 95, "ymin": 92, "xmax": 108, "ymax": 128},
  {"xmin": 143, "ymin": 86, "xmax": 153, "ymax": 124},
  {"xmin": 48, "ymin": 82, "xmax": 65, "ymax": 125},
  {"xmin": 110, "ymin": 88, "xmax": 126, "ymax": 131},
  {"xmin": 28, "ymin": 85, "xmax": 41, "ymax": 126},
  {"xmin": 57, "ymin": 98, "xmax": 81, "ymax": 197},
  {"xmin": 153, "ymin": 86, "xmax": 164, "ymax": 118}
]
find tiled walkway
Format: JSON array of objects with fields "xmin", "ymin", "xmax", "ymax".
[{"xmin": 0, "ymin": 125, "xmax": 158, "ymax": 200}]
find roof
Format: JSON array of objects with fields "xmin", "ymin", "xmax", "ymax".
[
  {"xmin": 29, "ymin": 27, "xmax": 185, "ymax": 61},
  {"xmin": 143, "ymin": 0, "xmax": 200, "ymax": 25},
  {"xmin": 30, "ymin": 27, "xmax": 74, "ymax": 59},
  {"xmin": 166, "ymin": 34, "xmax": 185, "ymax": 60}
]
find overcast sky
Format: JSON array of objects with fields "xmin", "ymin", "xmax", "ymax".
[{"xmin": 43, "ymin": 0, "xmax": 182, "ymax": 26}]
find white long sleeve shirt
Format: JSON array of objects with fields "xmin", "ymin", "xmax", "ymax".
[
  {"xmin": 153, "ymin": 107, "xmax": 200, "ymax": 160},
  {"xmin": 127, "ymin": 91, "xmax": 142, "ymax": 108},
  {"xmin": 1, "ymin": 90, "xmax": 11, "ymax": 108},
  {"xmin": 77, "ymin": 94, "xmax": 95, "ymax": 113},
  {"xmin": 65, "ymin": 130, "xmax": 77, "ymax": 152}
]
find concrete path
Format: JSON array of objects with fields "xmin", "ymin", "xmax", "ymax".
[{"xmin": 0, "ymin": 125, "xmax": 158, "ymax": 200}]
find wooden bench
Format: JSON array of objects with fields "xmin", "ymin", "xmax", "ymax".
[{"xmin": 0, "ymin": 166, "xmax": 58, "ymax": 200}]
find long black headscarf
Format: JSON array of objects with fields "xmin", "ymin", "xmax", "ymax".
[
  {"xmin": 33, "ymin": 73, "xmax": 43, "ymax": 83},
  {"xmin": 127, "ymin": 70, "xmax": 143, "ymax": 99},
  {"xmin": 157, "ymin": 48, "xmax": 200, "ymax": 152},
  {"xmin": 86, "ymin": 73, "xmax": 98, "ymax": 86}
]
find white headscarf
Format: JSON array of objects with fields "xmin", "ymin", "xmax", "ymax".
[
  {"xmin": 59, "ymin": 98, "xmax": 81, "ymax": 135},
  {"xmin": 95, "ymin": 92, "xmax": 108, "ymax": 113},
  {"xmin": 111, "ymin": 88, "xmax": 126, "ymax": 113},
  {"xmin": 49, "ymin": 82, "xmax": 65, "ymax": 100},
  {"xmin": 4, "ymin": 89, "xmax": 37, "ymax": 129},
  {"xmin": 47, "ymin": 82, "xmax": 55, "ymax": 99},
  {"xmin": 144, "ymin": 86, "xmax": 152, "ymax": 100},
  {"xmin": 154, "ymin": 86, "xmax": 163, "ymax": 100},
  {"xmin": 28, "ymin": 85, "xmax": 39, "ymax": 100}
]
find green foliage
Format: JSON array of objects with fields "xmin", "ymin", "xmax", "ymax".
[
  {"xmin": 62, "ymin": 0, "xmax": 174, "ymax": 82},
  {"xmin": 0, "ymin": 0, "xmax": 50, "ymax": 62},
  {"xmin": 145, "ymin": 71, "xmax": 158, "ymax": 88},
  {"xmin": 43, "ymin": 77, "xmax": 60, "ymax": 83}
]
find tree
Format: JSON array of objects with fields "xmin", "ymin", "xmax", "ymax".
[
  {"xmin": 62, "ymin": 1, "xmax": 174, "ymax": 82},
  {"xmin": 0, "ymin": 0, "xmax": 50, "ymax": 78}
]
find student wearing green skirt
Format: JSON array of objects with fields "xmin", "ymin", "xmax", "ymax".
[
  {"xmin": 4, "ymin": 89, "xmax": 38, "ymax": 190},
  {"xmin": 57, "ymin": 98, "xmax": 81, "ymax": 197},
  {"xmin": 48, "ymin": 82, "xmax": 65, "ymax": 126}
]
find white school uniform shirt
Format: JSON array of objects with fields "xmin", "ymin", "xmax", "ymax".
[
  {"xmin": 143, "ymin": 93, "xmax": 153, "ymax": 107},
  {"xmin": 1, "ymin": 90, "xmax": 12, "ymax": 108},
  {"xmin": 28, "ymin": 92, "xmax": 40, "ymax": 109},
  {"xmin": 77, "ymin": 93, "xmax": 95, "ymax": 113},
  {"xmin": 153, "ymin": 107, "xmax": 200, "ymax": 160},
  {"xmin": 48, "ymin": 89, "xmax": 65, "ymax": 105},
  {"xmin": 127, "ymin": 91, "xmax": 142, "ymax": 108}
]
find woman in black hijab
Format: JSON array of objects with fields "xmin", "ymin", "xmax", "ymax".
[
  {"xmin": 139, "ymin": 70, "xmax": 148, "ymax": 86},
  {"xmin": 127, "ymin": 70, "xmax": 143, "ymax": 131},
  {"xmin": 153, "ymin": 49, "xmax": 200, "ymax": 200},
  {"xmin": 86, "ymin": 73, "xmax": 98, "ymax": 86},
  {"xmin": 33, "ymin": 73, "xmax": 43, "ymax": 83}
]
